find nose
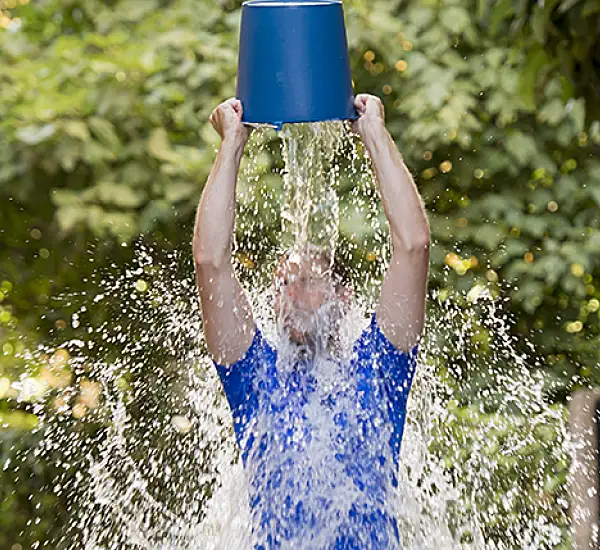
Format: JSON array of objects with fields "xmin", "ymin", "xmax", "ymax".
[
  {"xmin": 287, "ymin": 282, "xmax": 303, "ymax": 301},
  {"xmin": 286, "ymin": 281, "xmax": 312, "ymax": 308}
]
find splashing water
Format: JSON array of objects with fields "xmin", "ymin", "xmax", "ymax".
[
  {"xmin": 15, "ymin": 122, "xmax": 571, "ymax": 549},
  {"xmin": 279, "ymin": 122, "xmax": 346, "ymax": 253}
]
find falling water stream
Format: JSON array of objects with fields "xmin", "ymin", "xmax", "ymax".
[{"xmin": 15, "ymin": 122, "xmax": 570, "ymax": 549}]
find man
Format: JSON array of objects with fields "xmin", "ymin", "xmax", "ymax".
[{"xmin": 193, "ymin": 95, "xmax": 430, "ymax": 549}]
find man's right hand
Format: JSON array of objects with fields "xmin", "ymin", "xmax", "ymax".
[
  {"xmin": 209, "ymin": 98, "xmax": 252, "ymax": 147},
  {"xmin": 351, "ymin": 94, "xmax": 386, "ymax": 146}
]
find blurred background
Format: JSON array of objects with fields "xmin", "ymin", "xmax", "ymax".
[{"xmin": 0, "ymin": 0, "xmax": 599, "ymax": 548}]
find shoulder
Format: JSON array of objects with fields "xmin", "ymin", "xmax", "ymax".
[
  {"xmin": 212, "ymin": 326, "xmax": 277, "ymax": 412},
  {"xmin": 353, "ymin": 313, "xmax": 419, "ymax": 368},
  {"xmin": 213, "ymin": 325, "xmax": 276, "ymax": 372}
]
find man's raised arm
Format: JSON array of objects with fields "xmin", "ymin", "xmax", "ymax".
[
  {"xmin": 193, "ymin": 98, "xmax": 255, "ymax": 365},
  {"xmin": 353, "ymin": 94, "xmax": 430, "ymax": 352}
]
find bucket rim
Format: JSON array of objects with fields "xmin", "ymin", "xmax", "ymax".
[
  {"xmin": 243, "ymin": 113, "xmax": 358, "ymax": 131},
  {"xmin": 242, "ymin": 0, "xmax": 342, "ymax": 7}
]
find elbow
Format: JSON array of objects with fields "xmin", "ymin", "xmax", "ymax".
[
  {"xmin": 193, "ymin": 242, "xmax": 230, "ymax": 273},
  {"xmin": 393, "ymin": 227, "xmax": 430, "ymax": 254},
  {"xmin": 412, "ymin": 228, "xmax": 431, "ymax": 251},
  {"xmin": 194, "ymin": 254, "xmax": 230, "ymax": 275}
]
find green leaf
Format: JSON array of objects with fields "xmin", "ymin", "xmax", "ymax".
[
  {"xmin": 518, "ymin": 47, "xmax": 548, "ymax": 110},
  {"xmin": 556, "ymin": 175, "xmax": 579, "ymax": 201},
  {"xmin": 52, "ymin": 189, "xmax": 81, "ymax": 207},
  {"xmin": 139, "ymin": 200, "xmax": 172, "ymax": 232},
  {"xmin": 472, "ymin": 224, "xmax": 505, "ymax": 248},
  {"xmin": 567, "ymin": 98, "xmax": 586, "ymax": 132},
  {"xmin": 148, "ymin": 128, "xmax": 180, "ymax": 163},
  {"xmin": 408, "ymin": 7, "xmax": 434, "ymax": 30},
  {"xmin": 558, "ymin": 0, "xmax": 584, "ymax": 13},
  {"xmin": 426, "ymin": 81, "xmax": 450, "ymax": 108},
  {"xmin": 82, "ymin": 140, "xmax": 117, "ymax": 164},
  {"xmin": 56, "ymin": 205, "xmax": 86, "ymax": 232},
  {"xmin": 533, "ymin": 255, "xmax": 567, "ymax": 285},
  {"xmin": 530, "ymin": 5, "xmax": 547, "ymax": 43},
  {"xmin": 118, "ymin": 0, "xmax": 159, "ymax": 22},
  {"xmin": 88, "ymin": 117, "xmax": 121, "ymax": 152},
  {"xmin": 15, "ymin": 124, "xmax": 56, "ymax": 145},
  {"xmin": 164, "ymin": 181, "xmax": 196, "ymax": 203},
  {"xmin": 101, "ymin": 211, "xmax": 137, "ymax": 240},
  {"xmin": 55, "ymin": 140, "xmax": 82, "ymax": 172},
  {"xmin": 440, "ymin": 7, "xmax": 471, "ymax": 34},
  {"xmin": 488, "ymin": 0, "xmax": 513, "ymax": 36},
  {"xmin": 588, "ymin": 186, "xmax": 600, "ymax": 207},
  {"xmin": 0, "ymin": 164, "xmax": 17, "ymax": 184},
  {"xmin": 505, "ymin": 132, "xmax": 538, "ymax": 166},
  {"xmin": 97, "ymin": 181, "xmax": 145, "ymax": 208},
  {"xmin": 62, "ymin": 121, "xmax": 90, "ymax": 142},
  {"xmin": 157, "ymin": 29, "xmax": 198, "ymax": 47},
  {"xmin": 582, "ymin": 0, "xmax": 600, "ymax": 16},
  {"xmin": 513, "ymin": 281, "xmax": 545, "ymax": 313},
  {"xmin": 521, "ymin": 216, "xmax": 547, "ymax": 238},
  {"xmin": 586, "ymin": 160, "xmax": 600, "ymax": 182},
  {"xmin": 538, "ymin": 98, "xmax": 566, "ymax": 126}
]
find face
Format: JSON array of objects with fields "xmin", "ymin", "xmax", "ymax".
[{"xmin": 273, "ymin": 252, "xmax": 348, "ymax": 344}]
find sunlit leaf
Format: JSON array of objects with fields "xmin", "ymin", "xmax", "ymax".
[
  {"xmin": 15, "ymin": 124, "xmax": 56, "ymax": 145},
  {"xmin": 148, "ymin": 128, "xmax": 180, "ymax": 163},
  {"xmin": 88, "ymin": 117, "xmax": 122, "ymax": 152}
]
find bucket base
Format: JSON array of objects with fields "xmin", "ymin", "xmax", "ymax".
[{"xmin": 243, "ymin": 115, "xmax": 357, "ymax": 133}]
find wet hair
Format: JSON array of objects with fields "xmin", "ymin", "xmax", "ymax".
[{"xmin": 276, "ymin": 243, "xmax": 351, "ymax": 289}]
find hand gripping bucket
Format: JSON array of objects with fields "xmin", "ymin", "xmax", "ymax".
[{"xmin": 236, "ymin": 0, "xmax": 357, "ymax": 130}]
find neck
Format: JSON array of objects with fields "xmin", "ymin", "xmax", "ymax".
[
  {"xmin": 279, "ymin": 326, "xmax": 341, "ymax": 363},
  {"xmin": 277, "ymin": 301, "xmax": 345, "ymax": 359}
]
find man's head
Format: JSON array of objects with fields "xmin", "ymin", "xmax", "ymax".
[{"xmin": 273, "ymin": 244, "xmax": 352, "ymax": 347}]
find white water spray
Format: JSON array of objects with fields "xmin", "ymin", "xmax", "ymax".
[{"xmin": 15, "ymin": 122, "xmax": 570, "ymax": 549}]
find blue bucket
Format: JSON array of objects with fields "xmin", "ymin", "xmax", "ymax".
[{"xmin": 237, "ymin": 0, "xmax": 357, "ymax": 130}]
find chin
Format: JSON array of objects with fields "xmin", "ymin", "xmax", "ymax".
[{"xmin": 284, "ymin": 325, "xmax": 309, "ymax": 344}]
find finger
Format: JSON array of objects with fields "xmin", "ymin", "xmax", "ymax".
[
  {"xmin": 353, "ymin": 98, "xmax": 363, "ymax": 115},
  {"xmin": 232, "ymin": 100, "xmax": 244, "ymax": 119},
  {"xmin": 218, "ymin": 99, "xmax": 235, "ymax": 115},
  {"xmin": 368, "ymin": 95, "xmax": 384, "ymax": 117},
  {"xmin": 354, "ymin": 95, "xmax": 368, "ymax": 114},
  {"xmin": 356, "ymin": 93, "xmax": 373, "ymax": 105},
  {"xmin": 364, "ymin": 95, "xmax": 378, "ymax": 107},
  {"xmin": 229, "ymin": 102, "xmax": 242, "ymax": 117},
  {"xmin": 232, "ymin": 99, "xmax": 243, "ymax": 113}
]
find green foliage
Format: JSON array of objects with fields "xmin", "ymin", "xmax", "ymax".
[
  {"xmin": 1, "ymin": 0, "xmax": 597, "ymax": 389},
  {"xmin": 1, "ymin": 0, "xmax": 237, "ymax": 241},
  {"xmin": 435, "ymin": 402, "xmax": 570, "ymax": 547},
  {"xmin": 0, "ymin": 0, "xmax": 598, "ymax": 546},
  {"xmin": 0, "ymin": 429, "xmax": 70, "ymax": 550},
  {"xmin": 349, "ymin": 0, "xmax": 599, "ymax": 396},
  {"xmin": 479, "ymin": 0, "xmax": 600, "ymax": 121}
]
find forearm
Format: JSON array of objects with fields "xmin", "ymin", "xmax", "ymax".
[
  {"xmin": 193, "ymin": 139, "xmax": 245, "ymax": 269},
  {"xmin": 363, "ymin": 124, "xmax": 430, "ymax": 252}
]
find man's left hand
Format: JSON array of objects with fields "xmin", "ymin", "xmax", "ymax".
[{"xmin": 351, "ymin": 94, "xmax": 386, "ymax": 144}]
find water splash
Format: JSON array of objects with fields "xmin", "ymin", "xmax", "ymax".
[
  {"xmin": 12, "ymin": 122, "xmax": 571, "ymax": 549},
  {"xmin": 279, "ymin": 122, "xmax": 347, "ymax": 253}
]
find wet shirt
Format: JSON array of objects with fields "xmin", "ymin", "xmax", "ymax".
[{"xmin": 214, "ymin": 314, "xmax": 418, "ymax": 550}]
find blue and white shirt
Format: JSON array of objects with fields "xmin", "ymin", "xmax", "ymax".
[{"xmin": 214, "ymin": 314, "xmax": 418, "ymax": 550}]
